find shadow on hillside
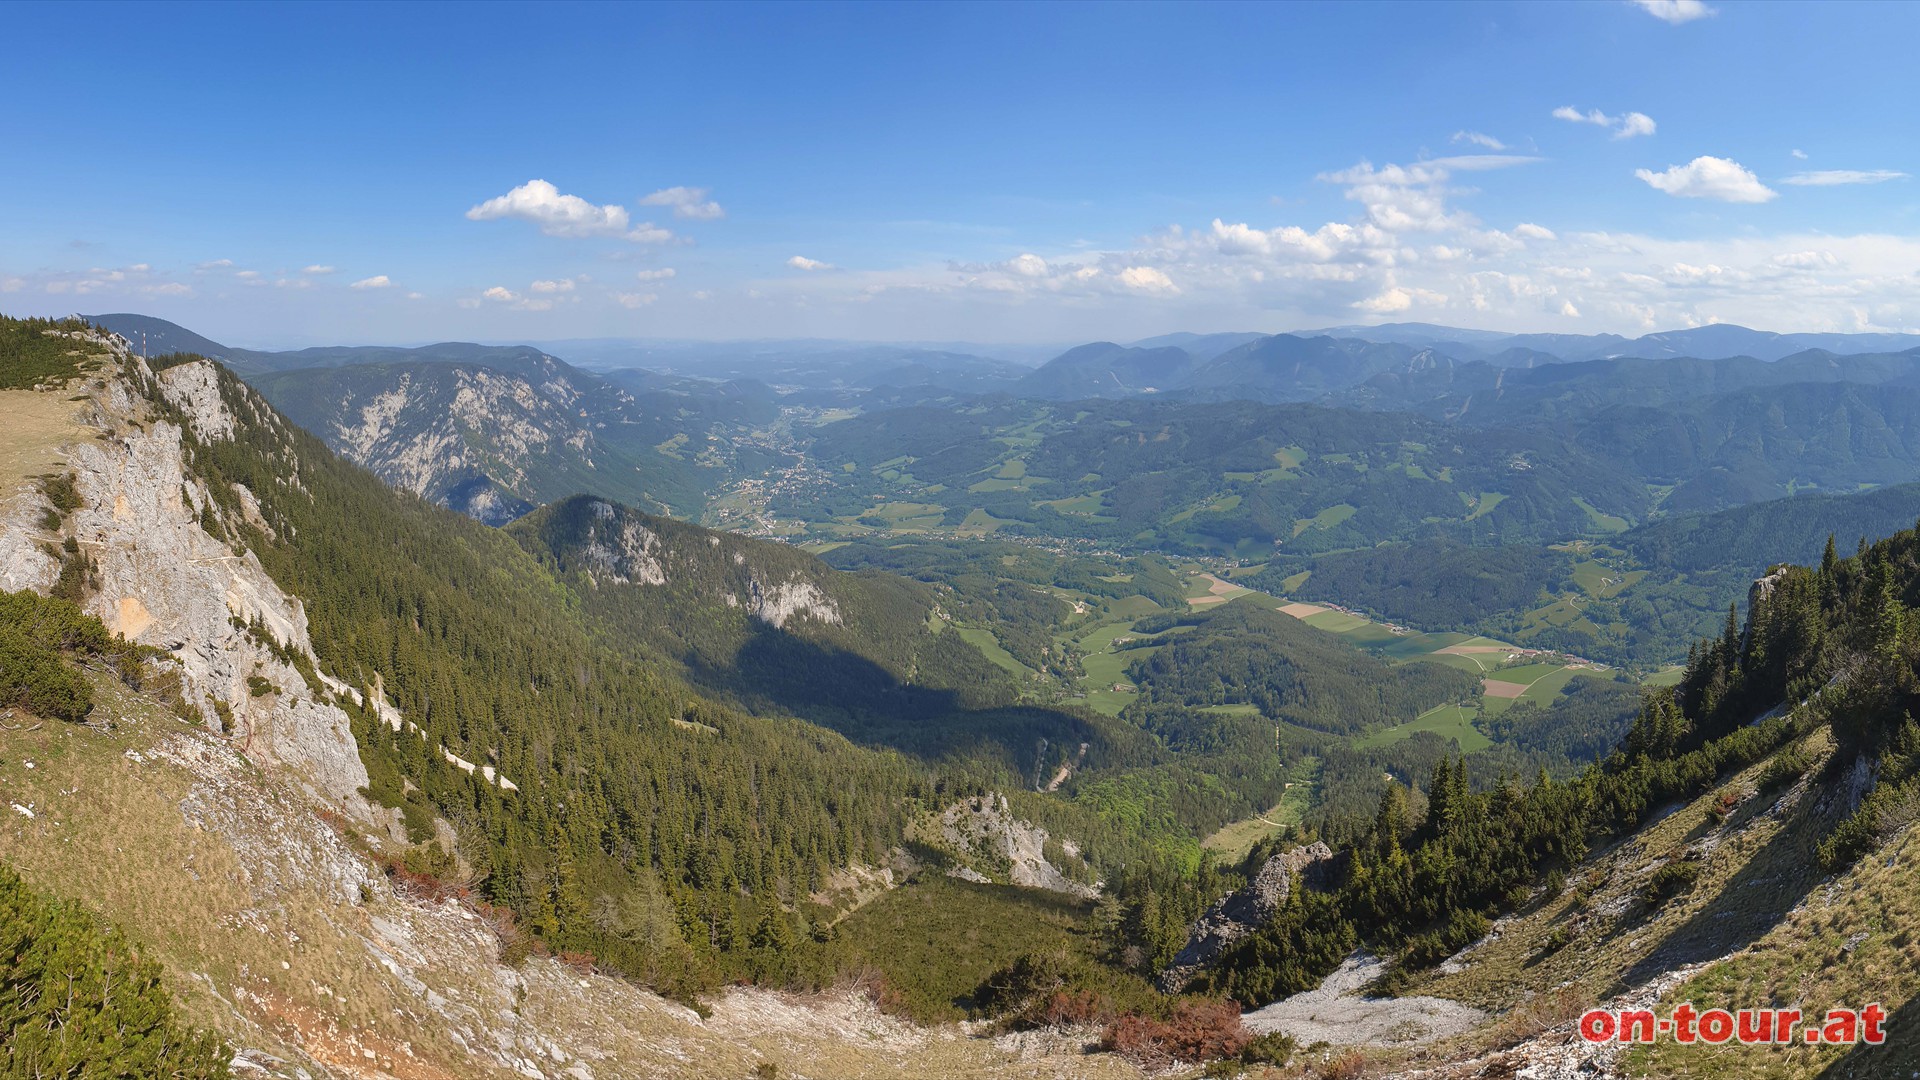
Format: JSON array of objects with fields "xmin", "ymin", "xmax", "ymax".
[
  {"xmin": 684, "ymin": 623, "xmax": 1125, "ymax": 780},
  {"xmin": 1609, "ymin": 779, "xmax": 1831, "ymax": 996},
  {"xmin": 1814, "ymin": 991, "xmax": 1920, "ymax": 1078}
]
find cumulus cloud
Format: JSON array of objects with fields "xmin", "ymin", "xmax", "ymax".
[
  {"xmin": 787, "ymin": 255, "xmax": 834, "ymax": 271},
  {"xmin": 1451, "ymin": 131, "xmax": 1506, "ymax": 151},
  {"xmin": 195, "ymin": 258, "xmax": 233, "ymax": 270},
  {"xmin": 1781, "ymin": 169, "xmax": 1909, "ymax": 186},
  {"xmin": 1791, "ymin": 149, "xmax": 1809, "ymax": 160},
  {"xmin": 1118, "ymin": 266, "xmax": 1177, "ymax": 293},
  {"xmin": 1320, "ymin": 162, "xmax": 1462, "ymax": 232},
  {"xmin": 302, "ymin": 264, "xmax": 335, "ymax": 275},
  {"xmin": 639, "ymin": 186, "xmax": 724, "ymax": 220},
  {"xmin": 529, "ymin": 278, "xmax": 576, "ymax": 294},
  {"xmin": 1552, "ymin": 106, "xmax": 1657, "ymax": 139},
  {"xmin": 1635, "ymin": 156, "xmax": 1777, "ymax": 202},
  {"xmin": 1514, "ymin": 223, "xmax": 1557, "ymax": 241},
  {"xmin": 349, "ymin": 275, "xmax": 391, "ymax": 290},
  {"xmin": 633, "ymin": 268, "xmax": 677, "ymax": 282},
  {"xmin": 467, "ymin": 179, "xmax": 673, "ymax": 242},
  {"xmin": 1354, "ymin": 287, "xmax": 1413, "ymax": 314},
  {"xmin": 615, "ymin": 292, "xmax": 659, "ymax": 309},
  {"xmin": 482, "ymin": 286, "xmax": 517, "ymax": 302},
  {"xmin": 1005, "ymin": 253, "xmax": 1050, "ymax": 277},
  {"xmin": 1631, "ymin": 0, "xmax": 1715, "ymax": 24}
]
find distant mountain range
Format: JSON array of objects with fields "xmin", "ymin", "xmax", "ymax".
[
  {"xmin": 1017, "ymin": 321, "xmax": 1920, "ymax": 404},
  {"xmin": 1296, "ymin": 320, "xmax": 1920, "ymax": 363}
]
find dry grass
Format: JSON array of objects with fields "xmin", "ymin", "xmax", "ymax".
[
  {"xmin": 0, "ymin": 388, "xmax": 90, "ymax": 487},
  {"xmin": 1628, "ymin": 812, "xmax": 1920, "ymax": 1078},
  {"xmin": 1357, "ymin": 723, "xmax": 1903, "ymax": 1080}
]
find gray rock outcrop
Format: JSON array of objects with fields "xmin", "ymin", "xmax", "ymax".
[
  {"xmin": 1158, "ymin": 841, "xmax": 1336, "ymax": 991},
  {"xmin": 936, "ymin": 794, "xmax": 1099, "ymax": 899}
]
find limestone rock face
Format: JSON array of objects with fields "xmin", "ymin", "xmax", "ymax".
[
  {"xmin": 2, "ymin": 350, "xmax": 376, "ymax": 824},
  {"xmin": 936, "ymin": 794, "xmax": 1099, "ymax": 899},
  {"xmin": 155, "ymin": 360, "xmax": 236, "ymax": 439},
  {"xmin": 745, "ymin": 576, "xmax": 840, "ymax": 629},
  {"xmin": 1158, "ymin": 841, "xmax": 1337, "ymax": 992}
]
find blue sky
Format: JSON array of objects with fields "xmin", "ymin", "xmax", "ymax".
[{"xmin": 4, "ymin": 0, "xmax": 1918, "ymax": 346}]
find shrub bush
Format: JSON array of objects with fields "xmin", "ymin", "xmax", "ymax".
[{"xmin": 1102, "ymin": 998, "xmax": 1253, "ymax": 1069}]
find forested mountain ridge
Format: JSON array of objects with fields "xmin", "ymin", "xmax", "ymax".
[
  {"xmin": 506, "ymin": 493, "xmax": 1138, "ymax": 774},
  {"xmin": 1307, "ymin": 319, "xmax": 1920, "ymax": 363},
  {"xmin": 1122, "ymin": 603, "xmax": 1480, "ymax": 736},
  {"xmin": 248, "ymin": 351, "xmax": 779, "ymax": 524},
  {"xmin": 1015, "ymin": 333, "xmax": 1473, "ymax": 403},
  {"xmin": 1342, "ymin": 345, "xmax": 1920, "ymax": 426}
]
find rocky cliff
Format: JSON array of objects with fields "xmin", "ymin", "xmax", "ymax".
[
  {"xmin": 0, "ymin": 346, "xmax": 376, "ymax": 822},
  {"xmin": 1157, "ymin": 842, "xmax": 1336, "ymax": 992},
  {"xmin": 929, "ymin": 793, "xmax": 1100, "ymax": 899}
]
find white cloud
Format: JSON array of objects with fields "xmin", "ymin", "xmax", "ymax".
[
  {"xmin": 1118, "ymin": 266, "xmax": 1177, "ymax": 293},
  {"xmin": 1781, "ymin": 169, "xmax": 1909, "ymax": 187},
  {"xmin": 467, "ymin": 179, "xmax": 673, "ymax": 242},
  {"xmin": 1005, "ymin": 253, "xmax": 1050, "ymax": 277},
  {"xmin": 529, "ymin": 278, "xmax": 577, "ymax": 294},
  {"xmin": 787, "ymin": 255, "xmax": 834, "ymax": 271},
  {"xmin": 302, "ymin": 264, "xmax": 335, "ymax": 275},
  {"xmin": 1635, "ymin": 157, "xmax": 1776, "ymax": 203},
  {"xmin": 1773, "ymin": 250, "xmax": 1839, "ymax": 269},
  {"xmin": 1321, "ymin": 162, "xmax": 1463, "ymax": 232},
  {"xmin": 349, "ymin": 275, "xmax": 391, "ymax": 290},
  {"xmin": 616, "ymin": 292, "xmax": 659, "ymax": 309},
  {"xmin": 1514, "ymin": 223, "xmax": 1557, "ymax": 241},
  {"xmin": 1631, "ymin": 0, "xmax": 1716, "ymax": 24},
  {"xmin": 1791, "ymin": 149, "xmax": 1809, "ymax": 160},
  {"xmin": 1552, "ymin": 106, "xmax": 1656, "ymax": 139},
  {"xmin": 406, "ymin": 291, "xmax": 424, "ymax": 300},
  {"xmin": 1354, "ymin": 287, "xmax": 1412, "ymax": 314},
  {"xmin": 195, "ymin": 258, "xmax": 233, "ymax": 270},
  {"xmin": 482, "ymin": 286, "xmax": 517, "ymax": 302},
  {"xmin": 639, "ymin": 186, "xmax": 724, "ymax": 221},
  {"xmin": 1451, "ymin": 131, "xmax": 1506, "ymax": 151},
  {"xmin": 235, "ymin": 270, "xmax": 260, "ymax": 280},
  {"xmin": 633, "ymin": 268, "xmax": 677, "ymax": 282}
]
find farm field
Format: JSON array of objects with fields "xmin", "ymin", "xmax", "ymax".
[
  {"xmin": 1036, "ymin": 568, "xmax": 1636, "ymax": 830},
  {"xmin": 953, "ymin": 625, "xmax": 1034, "ymax": 679},
  {"xmin": 1355, "ymin": 704, "xmax": 1492, "ymax": 752}
]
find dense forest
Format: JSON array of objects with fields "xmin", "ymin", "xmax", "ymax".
[
  {"xmin": 1123, "ymin": 603, "xmax": 1480, "ymax": 734},
  {"xmin": 1105, "ymin": 521, "xmax": 1920, "ymax": 1005}
]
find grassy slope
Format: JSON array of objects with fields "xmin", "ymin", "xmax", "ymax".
[{"xmin": 1383, "ymin": 723, "xmax": 1919, "ymax": 1078}]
